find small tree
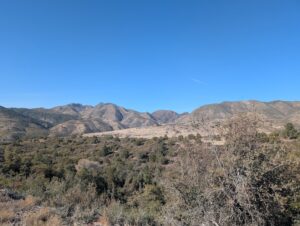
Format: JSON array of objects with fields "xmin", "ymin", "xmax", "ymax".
[{"xmin": 283, "ymin": 123, "xmax": 299, "ymax": 139}]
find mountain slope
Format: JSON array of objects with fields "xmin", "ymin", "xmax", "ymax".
[
  {"xmin": 86, "ymin": 100, "xmax": 300, "ymax": 139},
  {"xmin": 52, "ymin": 103, "xmax": 92, "ymax": 116},
  {"xmin": 12, "ymin": 108, "xmax": 78, "ymax": 128},
  {"xmin": 80, "ymin": 103, "xmax": 158, "ymax": 129},
  {"xmin": 0, "ymin": 106, "xmax": 48, "ymax": 141},
  {"xmin": 0, "ymin": 103, "xmax": 161, "ymax": 140},
  {"xmin": 177, "ymin": 100, "xmax": 300, "ymax": 127},
  {"xmin": 49, "ymin": 119, "xmax": 113, "ymax": 137},
  {"xmin": 152, "ymin": 110, "xmax": 181, "ymax": 124},
  {"xmin": 1, "ymin": 100, "xmax": 300, "ymax": 141}
]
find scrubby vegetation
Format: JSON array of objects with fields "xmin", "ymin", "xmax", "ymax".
[
  {"xmin": 282, "ymin": 123, "xmax": 300, "ymax": 140},
  {"xmin": 0, "ymin": 118, "xmax": 299, "ymax": 225}
]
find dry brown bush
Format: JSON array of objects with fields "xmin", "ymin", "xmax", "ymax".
[
  {"xmin": 162, "ymin": 115, "xmax": 299, "ymax": 226},
  {"xmin": 24, "ymin": 207, "xmax": 63, "ymax": 226},
  {"xmin": 0, "ymin": 209, "xmax": 15, "ymax": 224},
  {"xmin": 19, "ymin": 195, "xmax": 38, "ymax": 208},
  {"xmin": 75, "ymin": 159, "xmax": 101, "ymax": 172}
]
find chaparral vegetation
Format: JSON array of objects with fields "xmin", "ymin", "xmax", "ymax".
[{"xmin": 0, "ymin": 116, "xmax": 300, "ymax": 226}]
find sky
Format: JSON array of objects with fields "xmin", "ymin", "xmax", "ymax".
[{"xmin": 1, "ymin": 0, "xmax": 300, "ymax": 113}]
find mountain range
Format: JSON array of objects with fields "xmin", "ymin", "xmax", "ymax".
[{"xmin": 1, "ymin": 100, "xmax": 300, "ymax": 141}]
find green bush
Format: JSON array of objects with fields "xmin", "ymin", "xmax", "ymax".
[{"xmin": 283, "ymin": 123, "xmax": 299, "ymax": 139}]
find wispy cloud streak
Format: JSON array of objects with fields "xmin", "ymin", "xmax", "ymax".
[{"xmin": 191, "ymin": 78, "xmax": 208, "ymax": 86}]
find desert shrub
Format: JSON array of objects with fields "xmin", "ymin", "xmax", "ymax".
[
  {"xmin": 129, "ymin": 184, "xmax": 165, "ymax": 215},
  {"xmin": 104, "ymin": 199, "xmax": 160, "ymax": 226},
  {"xmin": 1, "ymin": 129, "xmax": 299, "ymax": 225},
  {"xmin": 283, "ymin": 123, "xmax": 299, "ymax": 139},
  {"xmin": 98, "ymin": 145, "xmax": 113, "ymax": 157},
  {"xmin": 187, "ymin": 134, "xmax": 196, "ymax": 140},
  {"xmin": 43, "ymin": 179, "xmax": 103, "ymax": 224},
  {"xmin": 23, "ymin": 175, "xmax": 49, "ymax": 198},
  {"xmin": 75, "ymin": 159, "xmax": 101, "ymax": 172},
  {"xmin": 134, "ymin": 138, "xmax": 146, "ymax": 146},
  {"xmin": 269, "ymin": 131, "xmax": 281, "ymax": 143},
  {"xmin": 256, "ymin": 132, "xmax": 270, "ymax": 143},
  {"xmin": 20, "ymin": 195, "xmax": 38, "ymax": 208},
  {"xmin": 163, "ymin": 116, "xmax": 300, "ymax": 226},
  {"xmin": 2, "ymin": 149, "xmax": 21, "ymax": 174},
  {"xmin": 119, "ymin": 149, "xmax": 130, "ymax": 159},
  {"xmin": 138, "ymin": 151, "xmax": 149, "ymax": 161},
  {"xmin": 0, "ymin": 209, "xmax": 15, "ymax": 224},
  {"xmin": 102, "ymin": 201, "xmax": 125, "ymax": 225},
  {"xmin": 24, "ymin": 207, "xmax": 63, "ymax": 226},
  {"xmin": 77, "ymin": 168, "xmax": 107, "ymax": 194}
]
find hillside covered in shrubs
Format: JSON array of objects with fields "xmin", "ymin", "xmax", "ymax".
[{"xmin": 0, "ymin": 117, "xmax": 300, "ymax": 225}]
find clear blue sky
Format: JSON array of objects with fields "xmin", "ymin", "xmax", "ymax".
[{"xmin": 1, "ymin": 0, "xmax": 300, "ymax": 113}]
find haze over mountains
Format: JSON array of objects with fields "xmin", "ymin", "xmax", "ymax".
[{"xmin": 1, "ymin": 100, "xmax": 300, "ymax": 141}]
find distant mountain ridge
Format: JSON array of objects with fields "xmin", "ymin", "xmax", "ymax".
[
  {"xmin": 178, "ymin": 100, "xmax": 300, "ymax": 126},
  {"xmin": 50, "ymin": 103, "xmax": 159, "ymax": 136},
  {"xmin": 1, "ymin": 100, "xmax": 300, "ymax": 141},
  {"xmin": 0, "ymin": 103, "xmax": 161, "ymax": 140}
]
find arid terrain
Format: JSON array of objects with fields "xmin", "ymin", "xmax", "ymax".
[
  {"xmin": 1, "ymin": 115, "xmax": 300, "ymax": 225},
  {"xmin": 1, "ymin": 101, "xmax": 300, "ymax": 225},
  {"xmin": 1, "ymin": 100, "xmax": 300, "ymax": 141},
  {"xmin": 84, "ymin": 124, "xmax": 203, "ymax": 139},
  {"xmin": 2, "ymin": 0, "xmax": 300, "ymax": 225}
]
